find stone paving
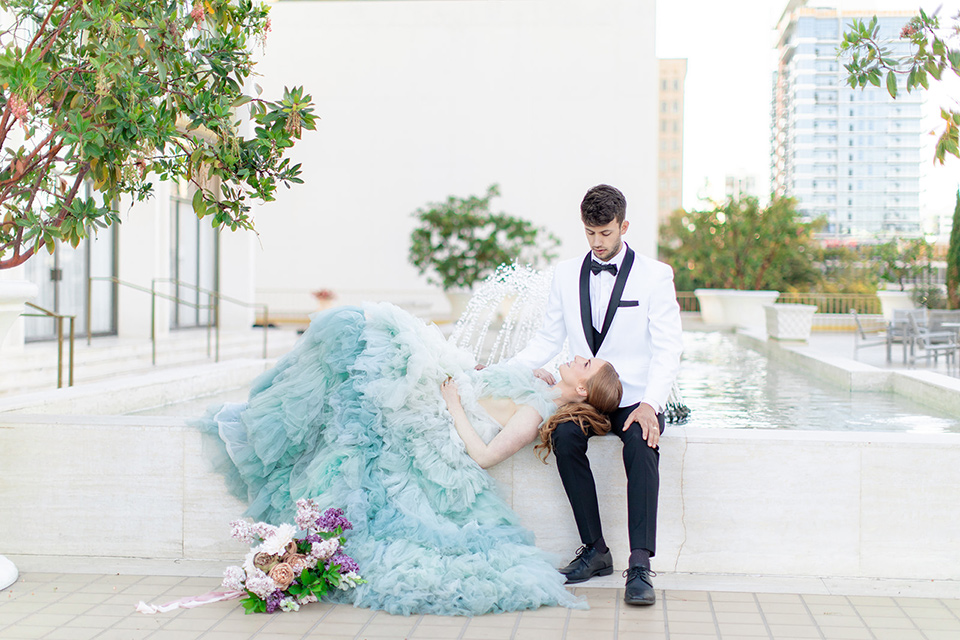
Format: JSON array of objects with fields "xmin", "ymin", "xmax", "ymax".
[{"xmin": 3, "ymin": 573, "xmax": 960, "ymax": 640}]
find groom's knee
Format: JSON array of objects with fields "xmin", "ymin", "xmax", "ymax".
[{"xmin": 552, "ymin": 421, "xmax": 589, "ymax": 458}]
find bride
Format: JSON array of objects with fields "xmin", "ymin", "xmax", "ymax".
[{"xmin": 197, "ymin": 302, "xmax": 621, "ymax": 616}]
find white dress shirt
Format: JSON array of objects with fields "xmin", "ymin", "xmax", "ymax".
[{"xmin": 590, "ymin": 245, "xmax": 627, "ymax": 331}]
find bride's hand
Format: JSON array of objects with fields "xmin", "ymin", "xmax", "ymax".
[
  {"xmin": 532, "ymin": 368, "xmax": 556, "ymax": 386},
  {"xmin": 441, "ymin": 377, "xmax": 460, "ymax": 406}
]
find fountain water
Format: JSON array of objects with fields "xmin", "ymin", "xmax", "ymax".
[{"xmin": 450, "ymin": 263, "xmax": 689, "ymax": 423}]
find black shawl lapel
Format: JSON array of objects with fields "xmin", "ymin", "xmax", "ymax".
[
  {"xmin": 596, "ymin": 246, "xmax": 635, "ymax": 352},
  {"xmin": 578, "ymin": 254, "xmax": 597, "ymax": 355}
]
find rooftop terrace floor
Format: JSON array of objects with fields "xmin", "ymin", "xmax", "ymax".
[{"xmin": 3, "ymin": 572, "xmax": 959, "ymax": 640}]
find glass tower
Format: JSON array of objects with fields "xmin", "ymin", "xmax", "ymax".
[{"xmin": 772, "ymin": 2, "xmax": 924, "ymax": 241}]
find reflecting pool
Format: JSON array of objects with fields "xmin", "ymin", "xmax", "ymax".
[{"xmin": 679, "ymin": 332, "xmax": 960, "ymax": 434}]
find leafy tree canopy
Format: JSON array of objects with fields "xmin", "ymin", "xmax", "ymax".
[
  {"xmin": 408, "ymin": 184, "xmax": 560, "ymax": 292},
  {"xmin": 840, "ymin": 9, "xmax": 960, "ymax": 163},
  {"xmin": 0, "ymin": 0, "xmax": 317, "ymax": 269},
  {"xmin": 658, "ymin": 197, "xmax": 823, "ymax": 292}
]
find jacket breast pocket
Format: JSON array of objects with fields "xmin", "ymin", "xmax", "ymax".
[{"xmin": 618, "ymin": 300, "xmax": 640, "ymax": 308}]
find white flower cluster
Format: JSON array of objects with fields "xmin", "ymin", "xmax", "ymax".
[
  {"xmin": 279, "ymin": 598, "xmax": 300, "ymax": 612},
  {"xmin": 337, "ymin": 571, "xmax": 363, "ymax": 590},
  {"xmin": 295, "ymin": 498, "xmax": 322, "ymax": 531},
  {"xmin": 259, "ymin": 523, "xmax": 297, "ymax": 556},
  {"xmin": 308, "ymin": 537, "xmax": 340, "ymax": 563},
  {"xmin": 244, "ymin": 569, "xmax": 277, "ymax": 600},
  {"xmin": 221, "ymin": 565, "xmax": 246, "ymax": 591}
]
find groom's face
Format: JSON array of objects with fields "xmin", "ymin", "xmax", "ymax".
[{"xmin": 584, "ymin": 219, "xmax": 629, "ymax": 263}]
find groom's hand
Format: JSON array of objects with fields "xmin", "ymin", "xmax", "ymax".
[
  {"xmin": 624, "ymin": 402, "xmax": 660, "ymax": 448},
  {"xmin": 531, "ymin": 368, "xmax": 556, "ymax": 385}
]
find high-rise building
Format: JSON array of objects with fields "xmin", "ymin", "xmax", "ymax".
[
  {"xmin": 658, "ymin": 58, "xmax": 687, "ymax": 227},
  {"xmin": 772, "ymin": 0, "xmax": 925, "ymax": 241}
]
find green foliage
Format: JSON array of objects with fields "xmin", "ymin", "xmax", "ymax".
[
  {"xmin": 868, "ymin": 237, "xmax": 933, "ymax": 292},
  {"xmin": 0, "ymin": 0, "xmax": 317, "ymax": 268},
  {"xmin": 808, "ymin": 245, "xmax": 878, "ymax": 295},
  {"xmin": 947, "ymin": 191, "xmax": 960, "ymax": 309},
  {"xmin": 658, "ymin": 197, "xmax": 823, "ymax": 291},
  {"xmin": 408, "ymin": 184, "xmax": 560, "ymax": 291},
  {"xmin": 839, "ymin": 9, "xmax": 960, "ymax": 163}
]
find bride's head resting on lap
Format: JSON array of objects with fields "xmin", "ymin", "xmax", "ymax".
[{"xmin": 536, "ymin": 357, "xmax": 622, "ymax": 462}]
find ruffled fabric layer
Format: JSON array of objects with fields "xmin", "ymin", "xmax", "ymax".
[{"xmin": 195, "ymin": 302, "xmax": 582, "ymax": 615}]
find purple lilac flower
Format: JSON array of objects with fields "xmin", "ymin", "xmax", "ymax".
[
  {"xmin": 265, "ymin": 589, "xmax": 284, "ymax": 614},
  {"xmin": 326, "ymin": 553, "xmax": 359, "ymax": 574},
  {"xmin": 314, "ymin": 508, "xmax": 353, "ymax": 533}
]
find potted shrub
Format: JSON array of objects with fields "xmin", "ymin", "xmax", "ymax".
[
  {"xmin": 871, "ymin": 239, "xmax": 932, "ymax": 320},
  {"xmin": 408, "ymin": 185, "xmax": 560, "ymax": 319}
]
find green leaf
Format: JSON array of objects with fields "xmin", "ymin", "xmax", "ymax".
[
  {"xmin": 886, "ymin": 70, "xmax": 897, "ymax": 98},
  {"xmin": 192, "ymin": 189, "xmax": 207, "ymax": 217}
]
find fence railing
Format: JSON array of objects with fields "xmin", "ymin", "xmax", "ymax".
[
  {"xmin": 676, "ymin": 291, "xmax": 883, "ymax": 327},
  {"xmin": 88, "ymin": 276, "xmax": 269, "ymax": 365},
  {"xmin": 774, "ymin": 292, "xmax": 881, "ymax": 316},
  {"xmin": 22, "ymin": 302, "xmax": 75, "ymax": 388},
  {"xmin": 676, "ymin": 291, "xmax": 701, "ymax": 313}
]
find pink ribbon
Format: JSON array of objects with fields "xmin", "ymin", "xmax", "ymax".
[{"xmin": 135, "ymin": 589, "xmax": 245, "ymax": 614}]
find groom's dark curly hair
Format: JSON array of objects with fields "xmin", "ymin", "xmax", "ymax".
[{"xmin": 581, "ymin": 184, "xmax": 626, "ymax": 226}]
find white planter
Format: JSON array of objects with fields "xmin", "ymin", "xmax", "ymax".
[
  {"xmin": 0, "ymin": 555, "xmax": 16, "ymax": 591},
  {"xmin": 765, "ymin": 304, "xmax": 817, "ymax": 341},
  {"xmin": 445, "ymin": 291, "xmax": 473, "ymax": 324},
  {"xmin": 876, "ymin": 290, "xmax": 914, "ymax": 322},
  {"xmin": 695, "ymin": 289, "xmax": 780, "ymax": 332},
  {"xmin": 694, "ymin": 289, "xmax": 727, "ymax": 324},
  {"xmin": 0, "ymin": 280, "xmax": 39, "ymax": 353}
]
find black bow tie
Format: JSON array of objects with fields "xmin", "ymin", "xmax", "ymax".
[{"xmin": 590, "ymin": 261, "xmax": 618, "ymax": 276}]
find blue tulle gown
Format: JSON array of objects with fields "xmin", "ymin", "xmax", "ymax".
[{"xmin": 195, "ymin": 302, "xmax": 583, "ymax": 616}]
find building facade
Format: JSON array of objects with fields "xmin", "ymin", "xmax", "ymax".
[
  {"xmin": 772, "ymin": 1, "xmax": 925, "ymax": 241},
  {"xmin": 658, "ymin": 59, "xmax": 687, "ymax": 226}
]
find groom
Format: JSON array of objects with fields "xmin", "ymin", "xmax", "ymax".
[{"xmin": 511, "ymin": 184, "xmax": 683, "ymax": 606}]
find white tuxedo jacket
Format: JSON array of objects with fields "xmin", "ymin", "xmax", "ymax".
[{"xmin": 511, "ymin": 246, "xmax": 683, "ymax": 410}]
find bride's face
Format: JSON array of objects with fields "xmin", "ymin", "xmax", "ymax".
[{"xmin": 557, "ymin": 355, "xmax": 609, "ymax": 388}]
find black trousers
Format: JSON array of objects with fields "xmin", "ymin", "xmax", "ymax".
[{"xmin": 551, "ymin": 402, "xmax": 664, "ymax": 557}]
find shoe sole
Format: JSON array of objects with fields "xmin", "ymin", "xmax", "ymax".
[
  {"xmin": 623, "ymin": 594, "xmax": 656, "ymax": 606},
  {"xmin": 563, "ymin": 566, "xmax": 613, "ymax": 584}
]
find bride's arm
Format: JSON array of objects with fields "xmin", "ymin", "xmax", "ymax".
[{"xmin": 441, "ymin": 379, "xmax": 542, "ymax": 469}]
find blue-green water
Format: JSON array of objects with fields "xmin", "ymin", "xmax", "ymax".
[{"xmin": 678, "ymin": 332, "xmax": 960, "ymax": 434}]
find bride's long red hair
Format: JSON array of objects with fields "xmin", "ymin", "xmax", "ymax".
[{"xmin": 535, "ymin": 362, "xmax": 622, "ymax": 462}]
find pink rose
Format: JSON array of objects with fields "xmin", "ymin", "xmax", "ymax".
[
  {"xmin": 268, "ymin": 562, "xmax": 295, "ymax": 589},
  {"xmin": 284, "ymin": 553, "xmax": 309, "ymax": 575}
]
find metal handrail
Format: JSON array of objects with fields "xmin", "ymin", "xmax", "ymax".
[
  {"xmin": 86, "ymin": 275, "xmax": 268, "ymax": 365},
  {"xmin": 152, "ymin": 278, "xmax": 269, "ymax": 362},
  {"xmin": 22, "ymin": 302, "xmax": 75, "ymax": 388}
]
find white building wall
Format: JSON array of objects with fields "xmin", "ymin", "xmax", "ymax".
[
  {"xmin": 116, "ymin": 186, "xmax": 173, "ymax": 340},
  {"xmin": 251, "ymin": 0, "xmax": 658, "ymax": 312}
]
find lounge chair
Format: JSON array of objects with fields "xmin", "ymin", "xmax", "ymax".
[{"xmin": 849, "ymin": 309, "xmax": 888, "ymax": 360}]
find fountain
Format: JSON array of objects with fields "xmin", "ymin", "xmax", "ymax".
[{"xmin": 450, "ymin": 263, "xmax": 690, "ymax": 423}]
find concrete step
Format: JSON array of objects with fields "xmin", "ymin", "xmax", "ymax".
[
  {"xmin": 0, "ymin": 328, "xmax": 301, "ymax": 397},
  {"xmin": 0, "ymin": 358, "xmax": 272, "ymax": 415}
]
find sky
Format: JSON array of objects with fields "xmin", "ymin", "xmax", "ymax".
[{"xmin": 656, "ymin": 0, "xmax": 960, "ymax": 224}]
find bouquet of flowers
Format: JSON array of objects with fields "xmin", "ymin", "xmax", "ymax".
[{"xmin": 222, "ymin": 499, "xmax": 364, "ymax": 614}]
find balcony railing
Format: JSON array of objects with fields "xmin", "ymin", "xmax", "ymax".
[{"xmin": 676, "ymin": 292, "xmax": 884, "ymax": 330}]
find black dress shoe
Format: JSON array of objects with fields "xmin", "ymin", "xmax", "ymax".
[
  {"xmin": 623, "ymin": 565, "xmax": 656, "ymax": 605},
  {"xmin": 560, "ymin": 545, "xmax": 614, "ymax": 584}
]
